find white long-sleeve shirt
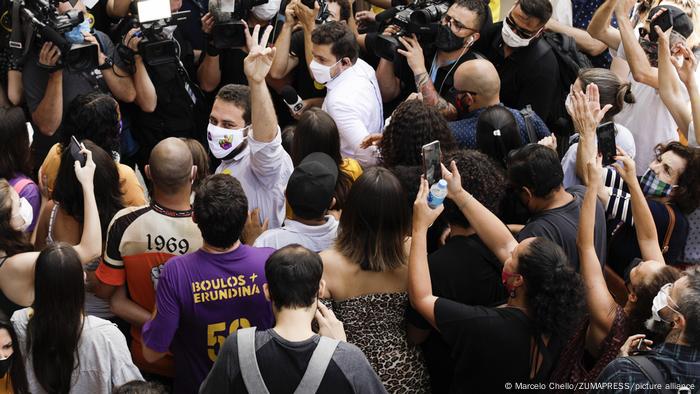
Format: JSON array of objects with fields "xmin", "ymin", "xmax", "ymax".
[
  {"xmin": 216, "ymin": 127, "xmax": 294, "ymax": 229},
  {"xmin": 323, "ymin": 58, "xmax": 384, "ymax": 167}
]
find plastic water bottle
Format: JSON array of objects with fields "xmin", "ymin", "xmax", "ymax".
[{"xmin": 428, "ymin": 179, "xmax": 448, "ymax": 209}]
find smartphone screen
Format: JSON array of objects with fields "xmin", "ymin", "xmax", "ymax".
[
  {"xmin": 136, "ymin": 0, "xmax": 172, "ymax": 23},
  {"xmin": 422, "ymin": 140, "xmax": 441, "ymax": 186},
  {"xmin": 596, "ymin": 122, "xmax": 616, "ymax": 167},
  {"xmin": 70, "ymin": 136, "xmax": 87, "ymax": 167}
]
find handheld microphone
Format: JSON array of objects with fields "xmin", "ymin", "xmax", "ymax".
[{"xmin": 281, "ymin": 85, "xmax": 305, "ymax": 116}]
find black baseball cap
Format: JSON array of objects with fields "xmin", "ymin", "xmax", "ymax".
[
  {"xmin": 649, "ymin": 5, "xmax": 694, "ymax": 39},
  {"xmin": 286, "ymin": 152, "xmax": 338, "ymax": 220}
]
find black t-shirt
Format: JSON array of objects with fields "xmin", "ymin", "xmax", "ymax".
[
  {"xmin": 517, "ymin": 185, "xmax": 607, "ymax": 272},
  {"xmin": 394, "ymin": 45, "xmax": 478, "ymax": 101},
  {"xmin": 478, "ymin": 22, "xmax": 561, "ymax": 127},
  {"xmin": 435, "ymin": 298, "xmax": 562, "ymax": 393},
  {"xmin": 199, "ymin": 329, "xmax": 387, "ymax": 393},
  {"xmin": 289, "ymin": 29, "xmax": 327, "ymax": 99},
  {"xmin": 410, "ymin": 234, "xmax": 507, "ymax": 393}
]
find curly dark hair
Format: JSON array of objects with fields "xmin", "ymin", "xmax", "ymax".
[
  {"xmin": 517, "ymin": 237, "xmax": 585, "ymax": 338},
  {"xmin": 443, "ymin": 150, "xmax": 506, "ymax": 228},
  {"xmin": 656, "ymin": 142, "xmax": 700, "ymax": 214},
  {"xmin": 59, "ymin": 92, "xmax": 121, "ymax": 155},
  {"xmin": 380, "ymin": 100, "xmax": 457, "ymax": 168}
]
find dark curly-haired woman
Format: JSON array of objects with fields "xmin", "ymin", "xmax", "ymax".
[
  {"xmin": 409, "ymin": 161, "xmax": 585, "ymax": 392},
  {"xmin": 379, "ymin": 99, "xmax": 457, "ymax": 168}
]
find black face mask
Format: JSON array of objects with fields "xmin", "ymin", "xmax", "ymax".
[
  {"xmin": 0, "ymin": 355, "xmax": 12, "ymax": 377},
  {"xmin": 435, "ymin": 24, "xmax": 467, "ymax": 52}
]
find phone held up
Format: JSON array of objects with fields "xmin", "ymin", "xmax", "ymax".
[
  {"xmin": 69, "ymin": 136, "xmax": 87, "ymax": 167},
  {"xmin": 422, "ymin": 140, "xmax": 441, "ymax": 186},
  {"xmin": 596, "ymin": 122, "xmax": 617, "ymax": 167}
]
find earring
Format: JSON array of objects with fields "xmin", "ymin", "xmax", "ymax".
[{"xmin": 509, "ymin": 289, "xmax": 516, "ymax": 298}]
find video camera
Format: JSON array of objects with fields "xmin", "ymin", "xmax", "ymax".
[
  {"xmin": 6, "ymin": 0, "xmax": 98, "ymax": 71},
  {"xmin": 372, "ymin": 0, "xmax": 448, "ymax": 62},
  {"xmin": 118, "ymin": 0, "xmax": 190, "ymax": 66},
  {"xmin": 208, "ymin": 0, "xmax": 268, "ymax": 49}
]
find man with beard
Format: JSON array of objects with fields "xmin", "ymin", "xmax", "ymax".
[
  {"xmin": 595, "ymin": 267, "xmax": 700, "ymax": 390},
  {"xmin": 374, "ymin": 0, "xmax": 488, "ymax": 119}
]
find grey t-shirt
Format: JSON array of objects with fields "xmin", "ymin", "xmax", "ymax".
[
  {"xmin": 199, "ymin": 328, "xmax": 388, "ymax": 394},
  {"xmin": 11, "ymin": 308, "xmax": 143, "ymax": 394},
  {"xmin": 517, "ymin": 185, "xmax": 607, "ymax": 271}
]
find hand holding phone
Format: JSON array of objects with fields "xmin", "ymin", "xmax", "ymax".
[
  {"xmin": 422, "ymin": 140, "xmax": 441, "ymax": 186},
  {"xmin": 596, "ymin": 122, "xmax": 616, "ymax": 167},
  {"xmin": 69, "ymin": 136, "xmax": 87, "ymax": 167}
]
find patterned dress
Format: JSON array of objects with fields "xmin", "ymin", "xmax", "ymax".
[{"xmin": 330, "ymin": 293, "xmax": 430, "ymax": 394}]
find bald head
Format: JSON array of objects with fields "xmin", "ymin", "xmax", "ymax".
[
  {"xmin": 148, "ymin": 137, "xmax": 194, "ymax": 193},
  {"xmin": 454, "ymin": 59, "xmax": 501, "ymax": 108}
]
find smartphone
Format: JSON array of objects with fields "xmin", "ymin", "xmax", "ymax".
[
  {"xmin": 649, "ymin": 8, "xmax": 673, "ymax": 42},
  {"xmin": 596, "ymin": 122, "xmax": 617, "ymax": 167},
  {"xmin": 422, "ymin": 140, "xmax": 441, "ymax": 186},
  {"xmin": 636, "ymin": 336, "xmax": 646, "ymax": 352},
  {"xmin": 69, "ymin": 136, "xmax": 87, "ymax": 167}
]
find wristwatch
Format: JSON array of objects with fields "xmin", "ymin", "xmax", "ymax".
[{"xmin": 98, "ymin": 56, "xmax": 114, "ymax": 70}]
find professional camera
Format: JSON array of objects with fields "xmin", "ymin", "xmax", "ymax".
[
  {"xmin": 371, "ymin": 0, "xmax": 448, "ymax": 62},
  {"xmin": 117, "ymin": 0, "xmax": 190, "ymax": 67},
  {"xmin": 7, "ymin": 0, "xmax": 98, "ymax": 71},
  {"xmin": 208, "ymin": 0, "xmax": 268, "ymax": 49}
]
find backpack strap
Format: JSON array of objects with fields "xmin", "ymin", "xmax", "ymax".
[
  {"xmin": 661, "ymin": 204, "xmax": 676, "ymax": 254},
  {"xmin": 293, "ymin": 336, "xmax": 340, "ymax": 394},
  {"xmin": 237, "ymin": 327, "xmax": 271, "ymax": 394},
  {"xmin": 627, "ymin": 355, "xmax": 673, "ymax": 394},
  {"xmin": 12, "ymin": 179, "xmax": 34, "ymax": 195},
  {"xmin": 520, "ymin": 105, "xmax": 539, "ymax": 144}
]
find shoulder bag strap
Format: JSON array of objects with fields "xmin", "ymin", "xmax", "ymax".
[
  {"xmin": 12, "ymin": 179, "xmax": 33, "ymax": 195},
  {"xmin": 294, "ymin": 336, "xmax": 340, "ymax": 394},
  {"xmin": 627, "ymin": 355, "xmax": 674, "ymax": 394},
  {"xmin": 661, "ymin": 204, "xmax": 676, "ymax": 254},
  {"xmin": 237, "ymin": 327, "xmax": 271, "ymax": 394}
]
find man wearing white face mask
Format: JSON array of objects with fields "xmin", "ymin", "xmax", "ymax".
[
  {"xmin": 311, "ymin": 21, "xmax": 383, "ymax": 167},
  {"xmin": 475, "ymin": 0, "xmax": 560, "ymax": 129},
  {"xmin": 595, "ymin": 267, "xmax": 700, "ymax": 389},
  {"xmin": 207, "ymin": 25, "xmax": 294, "ymax": 231}
]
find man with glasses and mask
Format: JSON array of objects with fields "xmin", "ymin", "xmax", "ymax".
[
  {"xmin": 595, "ymin": 267, "xmax": 700, "ymax": 390},
  {"xmin": 374, "ymin": 0, "xmax": 488, "ymax": 120},
  {"xmin": 476, "ymin": 0, "xmax": 560, "ymax": 129}
]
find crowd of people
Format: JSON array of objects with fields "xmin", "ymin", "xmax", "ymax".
[{"xmin": 1, "ymin": 0, "xmax": 700, "ymax": 391}]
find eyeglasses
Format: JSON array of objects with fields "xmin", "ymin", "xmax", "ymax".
[
  {"xmin": 442, "ymin": 14, "xmax": 477, "ymax": 34},
  {"xmin": 505, "ymin": 13, "xmax": 539, "ymax": 39},
  {"xmin": 660, "ymin": 283, "xmax": 681, "ymax": 310}
]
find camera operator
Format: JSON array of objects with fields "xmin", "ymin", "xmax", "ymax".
[
  {"xmin": 374, "ymin": 0, "xmax": 487, "ymax": 120},
  {"xmin": 22, "ymin": 0, "xmax": 136, "ymax": 162},
  {"xmin": 268, "ymin": 0, "xmax": 352, "ymax": 114},
  {"xmin": 119, "ymin": 0, "xmax": 207, "ymax": 167},
  {"xmin": 197, "ymin": 0, "xmax": 282, "ymax": 92}
]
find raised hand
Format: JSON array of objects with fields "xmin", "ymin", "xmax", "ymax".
[
  {"xmin": 671, "ymin": 44, "xmax": 698, "ymax": 86},
  {"xmin": 440, "ymin": 161, "xmax": 463, "ymax": 199},
  {"xmin": 611, "ymin": 145, "xmax": 637, "ymax": 185},
  {"xmin": 315, "ymin": 302, "xmax": 347, "ymax": 341},
  {"xmin": 243, "ymin": 23, "xmax": 276, "ymax": 83},
  {"xmin": 585, "ymin": 83, "xmax": 613, "ymax": 124},
  {"xmin": 39, "ymin": 42, "xmax": 61, "ymax": 68},
  {"xmin": 397, "ymin": 34, "xmax": 426, "ymax": 75},
  {"xmin": 201, "ymin": 13, "xmax": 215, "ymax": 34},
  {"xmin": 570, "ymin": 87, "xmax": 598, "ymax": 137},
  {"xmin": 413, "ymin": 178, "xmax": 444, "ymax": 231},
  {"xmin": 74, "ymin": 145, "xmax": 96, "ymax": 189}
]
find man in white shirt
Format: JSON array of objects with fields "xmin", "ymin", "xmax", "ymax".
[
  {"xmin": 206, "ymin": 25, "xmax": 294, "ymax": 229},
  {"xmin": 254, "ymin": 152, "xmax": 339, "ymax": 252},
  {"xmin": 310, "ymin": 21, "xmax": 383, "ymax": 167}
]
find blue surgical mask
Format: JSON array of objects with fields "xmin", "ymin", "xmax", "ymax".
[{"xmin": 64, "ymin": 19, "xmax": 91, "ymax": 44}]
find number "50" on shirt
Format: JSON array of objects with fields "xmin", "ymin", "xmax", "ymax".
[{"xmin": 207, "ymin": 318, "xmax": 252, "ymax": 361}]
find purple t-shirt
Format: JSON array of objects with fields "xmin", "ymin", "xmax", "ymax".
[
  {"xmin": 142, "ymin": 245, "xmax": 275, "ymax": 394},
  {"xmin": 9, "ymin": 175, "xmax": 40, "ymax": 233}
]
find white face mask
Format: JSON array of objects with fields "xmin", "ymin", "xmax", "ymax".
[
  {"xmin": 207, "ymin": 123, "xmax": 246, "ymax": 159},
  {"xmin": 501, "ymin": 20, "xmax": 534, "ymax": 48},
  {"xmin": 650, "ymin": 283, "xmax": 680, "ymax": 323},
  {"xmin": 13, "ymin": 197, "xmax": 33, "ymax": 232},
  {"xmin": 310, "ymin": 59, "xmax": 342, "ymax": 85}
]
